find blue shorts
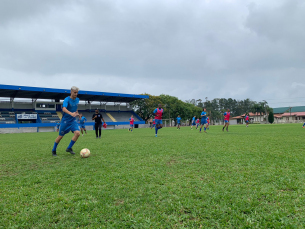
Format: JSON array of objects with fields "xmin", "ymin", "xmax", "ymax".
[
  {"xmin": 155, "ymin": 119, "xmax": 162, "ymax": 125},
  {"xmin": 225, "ymin": 120, "xmax": 229, "ymax": 123},
  {"xmin": 80, "ymin": 124, "xmax": 86, "ymax": 129},
  {"xmin": 59, "ymin": 120, "xmax": 80, "ymax": 136},
  {"xmin": 192, "ymin": 122, "xmax": 196, "ymax": 126},
  {"xmin": 245, "ymin": 120, "xmax": 249, "ymax": 123},
  {"xmin": 177, "ymin": 122, "xmax": 181, "ymax": 125},
  {"xmin": 130, "ymin": 124, "xmax": 134, "ymax": 127},
  {"xmin": 201, "ymin": 119, "xmax": 207, "ymax": 125}
]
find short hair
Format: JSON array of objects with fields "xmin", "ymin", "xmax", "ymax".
[{"xmin": 71, "ymin": 86, "xmax": 79, "ymax": 91}]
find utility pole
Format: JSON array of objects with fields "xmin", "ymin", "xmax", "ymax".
[{"xmin": 263, "ymin": 100, "xmax": 267, "ymax": 124}]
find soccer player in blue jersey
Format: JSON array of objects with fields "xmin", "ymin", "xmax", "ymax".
[
  {"xmin": 79, "ymin": 113, "xmax": 87, "ymax": 136},
  {"xmin": 303, "ymin": 122, "xmax": 305, "ymax": 128},
  {"xmin": 176, "ymin": 115, "xmax": 181, "ymax": 130},
  {"xmin": 153, "ymin": 104, "xmax": 163, "ymax": 137},
  {"xmin": 200, "ymin": 108, "xmax": 208, "ymax": 133},
  {"xmin": 52, "ymin": 86, "xmax": 81, "ymax": 156},
  {"xmin": 191, "ymin": 116, "xmax": 196, "ymax": 130},
  {"xmin": 56, "ymin": 121, "xmax": 60, "ymax": 132}
]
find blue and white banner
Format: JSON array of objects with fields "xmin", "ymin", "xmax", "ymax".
[{"xmin": 17, "ymin": 114, "xmax": 37, "ymax": 119}]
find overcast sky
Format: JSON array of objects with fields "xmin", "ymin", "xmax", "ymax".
[{"xmin": 0, "ymin": 0, "xmax": 304, "ymax": 107}]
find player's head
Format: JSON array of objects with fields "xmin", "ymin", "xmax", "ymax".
[
  {"xmin": 227, "ymin": 109, "xmax": 230, "ymax": 112},
  {"xmin": 203, "ymin": 107, "xmax": 206, "ymax": 111},
  {"xmin": 79, "ymin": 113, "xmax": 82, "ymax": 117},
  {"xmin": 158, "ymin": 104, "xmax": 162, "ymax": 108},
  {"xmin": 178, "ymin": 115, "xmax": 180, "ymax": 117},
  {"xmin": 70, "ymin": 86, "xmax": 79, "ymax": 99},
  {"xmin": 95, "ymin": 108, "xmax": 99, "ymax": 113},
  {"xmin": 131, "ymin": 115, "xmax": 133, "ymax": 118}
]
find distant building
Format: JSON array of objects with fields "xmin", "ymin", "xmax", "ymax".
[
  {"xmin": 272, "ymin": 106, "xmax": 305, "ymax": 123},
  {"xmin": 232, "ymin": 106, "xmax": 305, "ymax": 124}
]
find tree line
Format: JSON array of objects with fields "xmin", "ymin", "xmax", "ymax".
[{"xmin": 130, "ymin": 94, "xmax": 272, "ymax": 123}]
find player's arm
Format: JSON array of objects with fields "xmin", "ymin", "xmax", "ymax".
[
  {"xmin": 152, "ymin": 109, "xmax": 157, "ymax": 117},
  {"xmin": 92, "ymin": 114, "xmax": 96, "ymax": 120},
  {"xmin": 62, "ymin": 107, "xmax": 78, "ymax": 117},
  {"xmin": 102, "ymin": 118, "xmax": 106, "ymax": 123}
]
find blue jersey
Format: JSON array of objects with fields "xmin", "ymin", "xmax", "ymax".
[
  {"xmin": 62, "ymin": 96, "xmax": 79, "ymax": 123},
  {"xmin": 56, "ymin": 123, "xmax": 60, "ymax": 128},
  {"xmin": 177, "ymin": 117, "xmax": 181, "ymax": 123},
  {"xmin": 192, "ymin": 117, "xmax": 196, "ymax": 122},
  {"xmin": 201, "ymin": 111, "xmax": 207, "ymax": 120},
  {"xmin": 80, "ymin": 116, "xmax": 87, "ymax": 125}
]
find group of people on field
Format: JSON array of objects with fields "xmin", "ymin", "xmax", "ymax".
[{"xmin": 52, "ymin": 86, "xmax": 252, "ymax": 156}]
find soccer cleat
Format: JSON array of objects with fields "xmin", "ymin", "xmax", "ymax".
[
  {"xmin": 66, "ymin": 148, "xmax": 75, "ymax": 155},
  {"xmin": 52, "ymin": 151, "xmax": 57, "ymax": 156},
  {"xmin": 99, "ymin": 136, "xmax": 101, "ymax": 138},
  {"xmin": 82, "ymin": 134, "xmax": 84, "ymax": 136},
  {"xmin": 155, "ymin": 134, "xmax": 157, "ymax": 137},
  {"xmin": 96, "ymin": 136, "xmax": 98, "ymax": 139}
]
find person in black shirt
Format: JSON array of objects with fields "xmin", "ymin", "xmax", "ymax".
[{"xmin": 92, "ymin": 108, "xmax": 106, "ymax": 138}]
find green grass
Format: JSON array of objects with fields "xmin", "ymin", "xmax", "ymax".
[{"xmin": 1, "ymin": 124, "xmax": 305, "ymax": 228}]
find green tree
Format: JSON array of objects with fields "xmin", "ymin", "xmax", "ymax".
[{"xmin": 268, "ymin": 111, "xmax": 274, "ymax": 124}]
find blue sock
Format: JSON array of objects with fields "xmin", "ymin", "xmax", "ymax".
[
  {"xmin": 155, "ymin": 127, "xmax": 158, "ymax": 135},
  {"xmin": 52, "ymin": 142, "xmax": 58, "ymax": 152},
  {"xmin": 67, "ymin": 140, "xmax": 76, "ymax": 149},
  {"xmin": 204, "ymin": 127, "xmax": 206, "ymax": 131},
  {"xmin": 200, "ymin": 128, "xmax": 202, "ymax": 131}
]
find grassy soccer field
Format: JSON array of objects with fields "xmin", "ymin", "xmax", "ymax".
[{"xmin": 1, "ymin": 124, "xmax": 305, "ymax": 228}]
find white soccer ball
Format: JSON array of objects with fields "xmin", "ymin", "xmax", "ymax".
[{"xmin": 80, "ymin": 148, "xmax": 90, "ymax": 158}]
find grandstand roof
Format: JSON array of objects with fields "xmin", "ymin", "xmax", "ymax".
[
  {"xmin": 0, "ymin": 84, "xmax": 148, "ymax": 103},
  {"xmin": 272, "ymin": 106, "xmax": 305, "ymax": 114}
]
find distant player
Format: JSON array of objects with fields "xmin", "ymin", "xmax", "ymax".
[
  {"xmin": 196, "ymin": 118, "xmax": 200, "ymax": 129},
  {"xmin": 200, "ymin": 108, "xmax": 208, "ymax": 133},
  {"xmin": 92, "ymin": 108, "xmax": 106, "ymax": 139},
  {"xmin": 206, "ymin": 116, "xmax": 210, "ymax": 130},
  {"xmin": 245, "ymin": 114, "xmax": 249, "ymax": 127},
  {"xmin": 176, "ymin": 115, "xmax": 181, "ymax": 130},
  {"xmin": 153, "ymin": 104, "xmax": 163, "ymax": 137},
  {"xmin": 56, "ymin": 121, "xmax": 60, "ymax": 132},
  {"xmin": 303, "ymin": 122, "xmax": 305, "ymax": 128},
  {"xmin": 191, "ymin": 116, "xmax": 196, "ymax": 130},
  {"xmin": 151, "ymin": 119, "xmax": 156, "ymax": 130},
  {"xmin": 52, "ymin": 86, "xmax": 81, "ymax": 157},
  {"xmin": 222, "ymin": 109, "xmax": 231, "ymax": 132},
  {"xmin": 79, "ymin": 113, "xmax": 87, "ymax": 136},
  {"xmin": 129, "ymin": 115, "xmax": 134, "ymax": 132}
]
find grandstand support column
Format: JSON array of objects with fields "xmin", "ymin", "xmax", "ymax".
[
  {"xmin": 88, "ymin": 101, "xmax": 91, "ymax": 112},
  {"xmin": 32, "ymin": 98, "xmax": 37, "ymax": 109},
  {"xmin": 10, "ymin": 97, "xmax": 14, "ymax": 111}
]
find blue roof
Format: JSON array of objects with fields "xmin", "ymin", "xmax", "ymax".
[{"xmin": 0, "ymin": 84, "xmax": 148, "ymax": 103}]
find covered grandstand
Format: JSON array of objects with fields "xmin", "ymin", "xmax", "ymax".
[{"xmin": 0, "ymin": 84, "xmax": 148, "ymax": 133}]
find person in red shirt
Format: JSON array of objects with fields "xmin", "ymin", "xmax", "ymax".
[
  {"xmin": 245, "ymin": 114, "xmax": 249, "ymax": 127},
  {"xmin": 153, "ymin": 104, "xmax": 163, "ymax": 137},
  {"xmin": 151, "ymin": 119, "xmax": 156, "ymax": 130},
  {"xmin": 129, "ymin": 115, "xmax": 135, "ymax": 132},
  {"xmin": 222, "ymin": 109, "xmax": 231, "ymax": 132}
]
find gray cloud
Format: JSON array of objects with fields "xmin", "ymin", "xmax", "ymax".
[{"xmin": 0, "ymin": 0, "xmax": 304, "ymax": 107}]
